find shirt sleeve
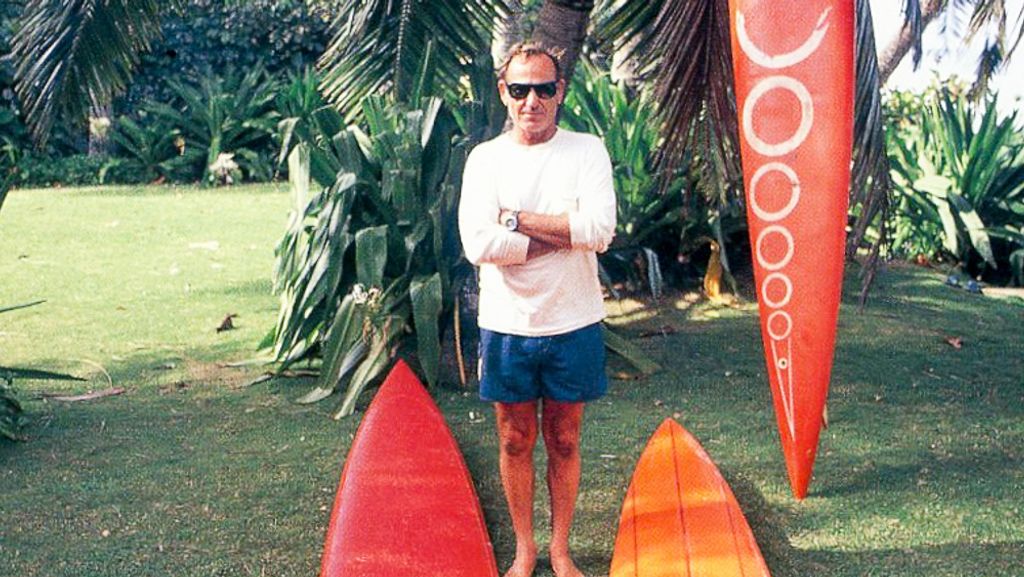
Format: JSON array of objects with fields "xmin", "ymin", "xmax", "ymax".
[
  {"xmin": 458, "ymin": 145, "xmax": 531, "ymax": 266},
  {"xmin": 568, "ymin": 136, "xmax": 617, "ymax": 253}
]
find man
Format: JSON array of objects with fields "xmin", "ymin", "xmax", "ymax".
[{"xmin": 458, "ymin": 42, "xmax": 616, "ymax": 577}]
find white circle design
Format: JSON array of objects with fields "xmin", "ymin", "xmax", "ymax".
[
  {"xmin": 755, "ymin": 225, "xmax": 795, "ymax": 271},
  {"xmin": 750, "ymin": 162, "xmax": 801, "ymax": 222},
  {"xmin": 761, "ymin": 272, "xmax": 793, "ymax": 309},
  {"xmin": 767, "ymin": 310, "xmax": 793, "ymax": 340},
  {"xmin": 742, "ymin": 76, "xmax": 814, "ymax": 158},
  {"xmin": 735, "ymin": 8, "xmax": 833, "ymax": 70}
]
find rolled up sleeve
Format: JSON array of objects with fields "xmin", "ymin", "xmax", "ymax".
[
  {"xmin": 569, "ymin": 138, "xmax": 617, "ymax": 253},
  {"xmin": 459, "ymin": 146, "xmax": 530, "ymax": 266}
]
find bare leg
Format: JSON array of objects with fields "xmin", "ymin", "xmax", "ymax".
[
  {"xmin": 496, "ymin": 401, "xmax": 540, "ymax": 577},
  {"xmin": 542, "ymin": 399, "xmax": 585, "ymax": 577}
]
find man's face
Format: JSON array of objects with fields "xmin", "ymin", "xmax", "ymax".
[{"xmin": 498, "ymin": 54, "xmax": 564, "ymax": 144}]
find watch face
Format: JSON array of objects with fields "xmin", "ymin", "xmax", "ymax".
[{"xmin": 505, "ymin": 215, "xmax": 517, "ymax": 231}]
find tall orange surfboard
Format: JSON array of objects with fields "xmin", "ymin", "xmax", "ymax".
[
  {"xmin": 319, "ymin": 360, "xmax": 499, "ymax": 577},
  {"xmin": 610, "ymin": 418, "xmax": 772, "ymax": 577},
  {"xmin": 728, "ymin": 0, "xmax": 854, "ymax": 499}
]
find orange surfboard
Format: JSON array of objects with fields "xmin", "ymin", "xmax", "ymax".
[
  {"xmin": 610, "ymin": 418, "xmax": 772, "ymax": 577},
  {"xmin": 319, "ymin": 360, "xmax": 499, "ymax": 577},
  {"xmin": 728, "ymin": 0, "xmax": 854, "ymax": 499}
]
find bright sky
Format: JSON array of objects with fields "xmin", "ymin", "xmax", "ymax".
[{"xmin": 869, "ymin": 0, "xmax": 1024, "ymax": 114}]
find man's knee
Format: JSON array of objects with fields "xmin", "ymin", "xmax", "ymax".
[
  {"xmin": 500, "ymin": 424, "xmax": 537, "ymax": 457},
  {"xmin": 544, "ymin": 427, "xmax": 580, "ymax": 460}
]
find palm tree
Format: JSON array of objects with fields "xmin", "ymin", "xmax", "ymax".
[
  {"xmin": 878, "ymin": 0, "xmax": 1024, "ymax": 97},
  {"xmin": 10, "ymin": 0, "xmax": 176, "ymax": 144}
]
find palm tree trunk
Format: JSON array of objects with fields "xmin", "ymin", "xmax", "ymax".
[
  {"xmin": 88, "ymin": 103, "xmax": 112, "ymax": 157},
  {"xmin": 877, "ymin": 0, "xmax": 946, "ymax": 84},
  {"xmin": 535, "ymin": 0, "xmax": 595, "ymax": 81}
]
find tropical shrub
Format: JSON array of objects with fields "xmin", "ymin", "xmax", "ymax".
[
  {"xmin": 147, "ymin": 66, "xmax": 281, "ymax": 185},
  {"xmin": 14, "ymin": 153, "xmax": 109, "ymax": 188},
  {"xmin": 885, "ymin": 82, "xmax": 1024, "ymax": 281},
  {"xmin": 106, "ymin": 112, "xmax": 192, "ymax": 184},
  {"xmin": 268, "ymin": 95, "xmax": 485, "ymax": 417}
]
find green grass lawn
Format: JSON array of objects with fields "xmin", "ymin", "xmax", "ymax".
[{"xmin": 1, "ymin": 184, "xmax": 1021, "ymax": 577}]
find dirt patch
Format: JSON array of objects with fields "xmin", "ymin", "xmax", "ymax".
[{"xmin": 184, "ymin": 359, "xmax": 260, "ymax": 389}]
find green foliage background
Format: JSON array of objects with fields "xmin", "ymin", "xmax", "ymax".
[
  {"xmin": 124, "ymin": 0, "xmax": 333, "ymax": 108},
  {"xmin": 883, "ymin": 81, "xmax": 1024, "ymax": 284}
]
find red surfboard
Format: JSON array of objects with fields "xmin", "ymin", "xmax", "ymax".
[
  {"xmin": 728, "ymin": 0, "xmax": 854, "ymax": 499},
  {"xmin": 319, "ymin": 360, "xmax": 499, "ymax": 577},
  {"xmin": 610, "ymin": 418, "xmax": 772, "ymax": 576}
]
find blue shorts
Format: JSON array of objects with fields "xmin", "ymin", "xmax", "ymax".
[{"xmin": 478, "ymin": 323, "xmax": 608, "ymax": 403}]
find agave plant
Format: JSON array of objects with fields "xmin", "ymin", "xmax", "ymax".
[{"xmin": 885, "ymin": 81, "xmax": 1024, "ymax": 276}]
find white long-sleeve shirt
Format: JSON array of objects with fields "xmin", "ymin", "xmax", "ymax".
[{"xmin": 458, "ymin": 128, "xmax": 616, "ymax": 336}]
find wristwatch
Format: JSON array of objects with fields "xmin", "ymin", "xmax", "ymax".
[{"xmin": 503, "ymin": 210, "xmax": 520, "ymax": 232}]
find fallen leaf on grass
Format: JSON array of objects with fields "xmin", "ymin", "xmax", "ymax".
[
  {"xmin": 40, "ymin": 387, "xmax": 126, "ymax": 402},
  {"xmin": 242, "ymin": 373, "xmax": 274, "ymax": 388},
  {"xmin": 216, "ymin": 313, "xmax": 238, "ymax": 333},
  {"xmin": 944, "ymin": 336, "xmax": 963, "ymax": 349}
]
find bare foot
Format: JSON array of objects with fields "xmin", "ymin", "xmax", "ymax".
[
  {"xmin": 503, "ymin": 544, "xmax": 537, "ymax": 577},
  {"xmin": 550, "ymin": 552, "xmax": 585, "ymax": 577}
]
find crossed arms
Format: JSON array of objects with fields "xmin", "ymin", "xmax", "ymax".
[{"xmin": 458, "ymin": 139, "xmax": 616, "ymax": 267}]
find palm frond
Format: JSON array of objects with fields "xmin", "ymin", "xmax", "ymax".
[
  {"xmin": 851, "ymin": 0, "xmax": 893, "ymax": 304},
  {"xmin": 594, "ymin": 0, "xmax": 662, "ymax": 50},
  {"xmin": 964, "ymin": 0, "xmax": 1024, "ymax": 99},
  {"xmin": 11, "ymin": 0, "xmax": 178, "ymax": 144},
  {"xmin": 600, "ymin": 0, "xmax": 739, "ymax": 185},
  {"xmin": 851, "ymin": 0, "xmax": 892, "ymax": 243},
  {"xmin": 902, "ymin": 0, "xmax": 926, "ymax": 68},
  {"xmin": 318, "ymin": 0, "xmax": 508, "ymax": 119}
]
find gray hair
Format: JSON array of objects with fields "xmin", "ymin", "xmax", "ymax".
[{"xmin": 496, "ymin": 41, "xmax": 565, "ymax": 80}]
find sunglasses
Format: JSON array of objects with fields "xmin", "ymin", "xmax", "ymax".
[{"xmin": 505, "ymin": 81, "xmax": 559, "ymax": 100}]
